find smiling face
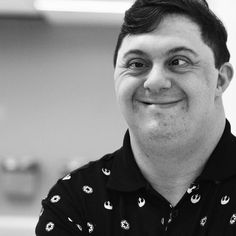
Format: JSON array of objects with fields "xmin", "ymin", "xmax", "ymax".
[{"xmin": 114, "ymin": 14, "xmax": 227, "ymax": 147}]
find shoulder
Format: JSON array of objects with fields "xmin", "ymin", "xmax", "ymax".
[
  {"xmin": 47, "ymin": 148, "xmax": 121, "ymax": 200},
  {"xmin": 63, "ymin": 149, "xmax": 119, "ymax": 185},
  {"xmin": 36, "ymin": 149, "xmax": 122, "ymax": 235}
]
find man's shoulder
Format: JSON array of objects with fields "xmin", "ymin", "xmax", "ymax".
[
  {"xmin": 74, "ymin": 148, "xmax": 120, "ymax": 174},
  {"xmin": 56, "ymin": 148, "xmax": 122, "ymax": 190}
]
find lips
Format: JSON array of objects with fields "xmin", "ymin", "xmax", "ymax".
[{"xmin": 139, "ymin": 98, "xmax": 185, "ymax": 106}]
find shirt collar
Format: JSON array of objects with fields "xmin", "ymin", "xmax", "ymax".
[
  {"xmin": 106, "ymin": 130, "xmax": 147, "ymax": 192},
  {"xmin": 107, "ymin": 119, "xmax": 236, "ymax": 192},
  {"xmin": 198, "ymin": 119, "xmax": 236, "ymax": 182}
]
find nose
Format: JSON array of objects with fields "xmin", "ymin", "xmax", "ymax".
[{"xmin": 143, "ymin": 65, "xmax": 171, "ymax": 93}]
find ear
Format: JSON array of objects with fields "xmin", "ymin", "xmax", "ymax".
[{"xmin": 216, "ymin": 62, "xmax": 234, "ymax": 96}]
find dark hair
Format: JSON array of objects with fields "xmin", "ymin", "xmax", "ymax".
[{"xmin": 113, "ymin": 0, "xmax": 230, "ymax": 69}]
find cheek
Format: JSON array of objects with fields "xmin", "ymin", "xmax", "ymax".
[
  {"xmin": 115, "ymin": 76, "xmax": 143, "ymax": 101},
  {"xmin": 201, "ymin": 65, "xmax": 219, "ymax": 94}
]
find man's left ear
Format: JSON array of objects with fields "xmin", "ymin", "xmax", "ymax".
[{"xmin": 216, "ymin": 62, "xmax": 234, "ymax": 95}]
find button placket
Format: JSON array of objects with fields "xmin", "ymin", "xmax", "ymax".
[
  {"xmin": 162, "ymin": 204, "xmax": 179, "ymax": 231},
  {"xmin": 168, "ymin": 209, "xmax": 179, "ymax": 223}
]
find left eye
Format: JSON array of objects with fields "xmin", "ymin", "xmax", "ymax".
[{"xmin": 169, "ymin": 58, "xmax": 188, "ymax": 66}]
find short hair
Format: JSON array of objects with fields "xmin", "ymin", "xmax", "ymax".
[{"xmin": 113, "ymin": 0, "xmax": 230, "ymax": 69}]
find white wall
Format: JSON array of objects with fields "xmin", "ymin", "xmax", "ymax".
[{"xmin": 0, "ymin": 20, "xmax": 126, "ymax": 216}]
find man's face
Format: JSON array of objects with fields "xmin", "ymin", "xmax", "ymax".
[{"xmin": 114, "ymin": 14, "xmax": 221, "ymax": 144}]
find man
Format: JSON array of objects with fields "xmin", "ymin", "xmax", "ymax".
[{"xmin": 36, "ymin": 0, "xmax": 235, "ymax": 235}]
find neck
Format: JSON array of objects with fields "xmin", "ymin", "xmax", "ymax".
[{"xmin": 130, "ymin": 118, "xmax": 226, "ymax": 206}]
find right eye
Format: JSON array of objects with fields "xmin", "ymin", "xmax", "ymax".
[{"xmin": 127, "ymin": 59, "xmax": 149, "ymax": 70}]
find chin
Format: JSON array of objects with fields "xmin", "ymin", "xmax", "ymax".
[{"xmin": 136, "ymin": 118, "xmax": 189, "ymax": 141}]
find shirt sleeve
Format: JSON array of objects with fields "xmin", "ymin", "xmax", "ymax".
[{"xmin": 35, "ymin": 174, "xmax": 88, "ymax": 236}]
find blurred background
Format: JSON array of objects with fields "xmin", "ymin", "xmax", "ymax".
[{"xmin": 0, "ymin": 0, "xmax": 235, "ymax": 235}]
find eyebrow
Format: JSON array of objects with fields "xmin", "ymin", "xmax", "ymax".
[
  {"xmin": 123, "ymin": 49, "xmax": 148, "ymax": 59},
  {"xmin": 167, "ymin": 47, "xmax": 199, "ymax": 57},
  {"xmin": 122, "ymin": 47, "xmax": 198, "ymax": 59}
]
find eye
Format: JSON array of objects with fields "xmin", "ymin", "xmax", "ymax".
[
  {"xmin": 169, "ymin": 58, "xmax": 189, "ymax": 67},
  {"xmin": 130, "ymin": 61, "xmax": 145, "ymax": 68},
  {"xmin": 127, "ymin": 58, "xmax": 150, "ymax": 70}
]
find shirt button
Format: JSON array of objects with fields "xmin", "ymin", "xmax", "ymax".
[
  {"xmin": 168, "ymin": 209, "xmax": 179, "ymax": 223},
  {"xmin": 172, "ymin": 209, "xmax": 179, "ymax": 219},
  {"xmin": 161, "ymin": 217, "xmax": 165, "ymax": 225}
]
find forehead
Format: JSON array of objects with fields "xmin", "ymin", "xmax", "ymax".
[{"xmin": 117, "ymin": 14, "xmax": 213, "ymax": 61}]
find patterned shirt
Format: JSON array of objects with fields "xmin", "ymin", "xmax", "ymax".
[{"xmin": 35, "ymin": 120, "xmax": 236, "ymax": 235}]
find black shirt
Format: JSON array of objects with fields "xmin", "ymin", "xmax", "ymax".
[{"xmin": 35, "ymin": 120, "xmax": 236, "ymax": 235}]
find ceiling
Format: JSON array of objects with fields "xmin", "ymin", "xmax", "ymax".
[
  {"xmin": 0, "ymin": 0, "xmax": 217, "ymax": 16},
  {"xmin": 0, "ymin": 0, "xmax": 133, "ymax": 24},
  {"xmin": 0, "ymin": 0, "xmax": 227, "ymax": 25},
  {"xmin": 0, "ymin": 0, "xmax": 36, "ymax": 15}
]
